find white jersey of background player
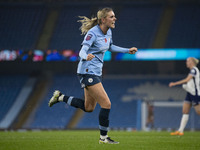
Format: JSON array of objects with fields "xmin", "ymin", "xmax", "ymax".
[{"xmin": 182, "ymin": 66, "xmax": 200, "ymax": 96}]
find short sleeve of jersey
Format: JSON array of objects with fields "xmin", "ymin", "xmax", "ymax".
[
  {"xmin": 82, "ymin": 31, "xmax": 96, "ymax": 47},
  {"xmin": 189, "ymin": 68, "xmax": 196, "ymax": 76}
]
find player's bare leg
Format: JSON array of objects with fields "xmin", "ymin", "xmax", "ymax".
[
  {"xmin": 170, "ymin": 102, "xmax": 191, "ymax": 136},
  {"xmin": 85, "ymin": 83, "xmax": 119, "ymax": 144}
]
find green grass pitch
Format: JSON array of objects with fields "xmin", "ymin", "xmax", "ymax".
[{"xmin": 0, "ymin": 130, "xmax": 200, "ymax": 150}]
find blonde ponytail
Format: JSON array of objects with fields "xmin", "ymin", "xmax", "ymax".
[
  {"xmin": 78, "ymin": 7, "xmax": 113, "ymax": 35},
  {"xmin": 78, "ymin": 16, "xmax": 98, "ymax": 35}
]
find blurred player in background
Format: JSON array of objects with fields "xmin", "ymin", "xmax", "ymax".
[
  {"xmin": 48, "ymin": 7, "xmax": 137, "ymax": 144},
  {"xmin": 169, "ymin": 57, "xmax": 200, "ymax": 136},
  {"xmin": 146, "ymin": 101, "xmax": 154, "ymax": 130}
]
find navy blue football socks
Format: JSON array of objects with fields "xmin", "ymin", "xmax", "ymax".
[
  {"xmin": 99, "ymin": 108, "xmax": 110, "ymax": 136},
  {"xmin": 63, "ymin": 96, "xmax": 85, "ymax": 111}
]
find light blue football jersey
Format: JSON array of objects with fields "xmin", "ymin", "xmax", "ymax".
[{"xmin": 77, "ymin": 25, "xmax": 129, "ymax": 76}]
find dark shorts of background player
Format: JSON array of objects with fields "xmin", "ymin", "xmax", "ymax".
[
  {"xmin": 77, "ymin": 74, "xmax": 102, "ymax": 89},
  {"xmin": 185, "ymin": 92, "xmax": 200, "ymax": 106}
]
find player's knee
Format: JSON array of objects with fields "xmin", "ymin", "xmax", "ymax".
[
  {"xmin": 107, "ymin": 101, "xmax": 111, "ymax": 108},
  {"xmin": 103, "ymin": 101, "xmax": 111, "ymax": 109},
  {"xmin": 85, "ymin": 106, "xmax": 94, "ymax": 112}
]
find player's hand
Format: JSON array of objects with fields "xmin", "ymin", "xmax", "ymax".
[
  {"xmin": 86, "ymin": 54, "xmax": 95, "ymax": 61},
  {"xmin": 129, "ymin": 47, "xmax": 138, "ymax": 54},
  {"xmin": 169, "ymin": 82, "xmax": 176, "ymax": 87}
]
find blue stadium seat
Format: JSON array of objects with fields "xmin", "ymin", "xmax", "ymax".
[
  {"xmin": 113, "ymin": 4, "xmax": 163, "ymax": 48},
  {"xmin": 48, "ymin": 5, "xmax": 91, "ymax": 51},
  {"xmin": 30, "ymin": 74, "xmax": 84, "ymax": 129},
  {"xmin": 165, "ymin": 4, "xmax": 200, "ymax": 48},
  {"xmin": 0, "ymin": 4, "xmax": 47, "ymax": 49},
  {"xmin": 0, "ymin": 75, "xmax": 28, "ymax": 122}
]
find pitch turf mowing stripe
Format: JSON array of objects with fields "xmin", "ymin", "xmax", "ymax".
[{"xmin": 0, "ymin": 131, "xmax": 200, "ymax": 150}]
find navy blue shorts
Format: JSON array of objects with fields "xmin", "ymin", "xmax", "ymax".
[
  {"xmin": 77, "ymin": 74, "xmax": 102, "ymax": 88},
  {"xmin": 185, "ymin": 92, "xmax": 200, "ymax": 106}
]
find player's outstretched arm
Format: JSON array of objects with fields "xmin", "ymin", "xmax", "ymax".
[
  {"xmin": 169, "ymin": 75, "xmax": 193, "ymax": 87},
  {"xmin": 109, "ymin": 44, "xmax": 137, "ymax": 54}
]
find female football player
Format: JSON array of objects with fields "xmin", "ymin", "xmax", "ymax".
[
  {"xmin": 169, "ymin": 57, "xmax": 200, "ymax": 136},
  {"xmin": 49, "ymin": 7, "xmax": 137, "ymax": 144}
]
